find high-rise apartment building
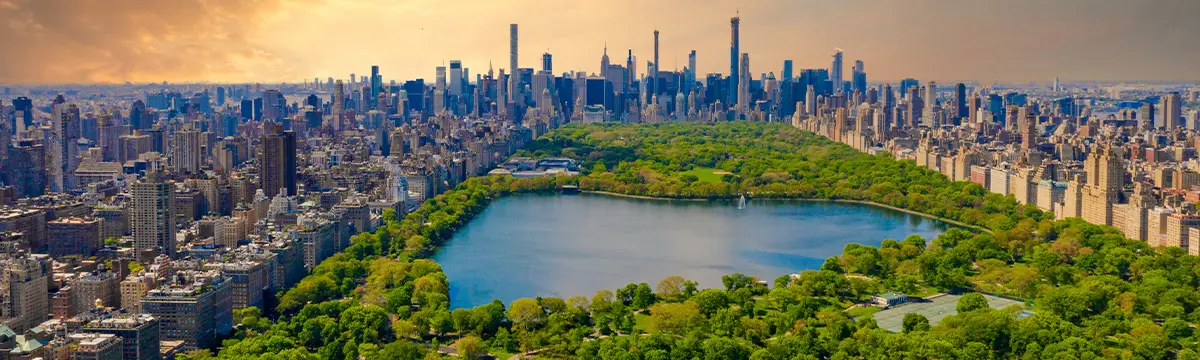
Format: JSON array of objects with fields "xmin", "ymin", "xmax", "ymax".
[
  {"xmin": 729, "ymin": 16, "xmax": 740, "ymax": 106},
  {"xmin": 509, "ymin": 24, "xmax": 519, "ymax": 102},
  {"xmin": 141, "ymin": 271, "xmax": 232, "ymax": 351},
  {"xmin": 0, "ymin": 255, "xmax": 51, "ymax": 332},
  {"xmin": 47, "ymin": 217, "xmax": 101, "ymax": 257},
  {"xmin": 172, "ymin": 126, "xmax": 203, "ymax": 174},
  {"xmin": 131, "ymin": 172, "xmax": 175, "ymax": 259},
  {"xmin": 259, "ymin": 122, "xmax": 297, "ymax": 197}
]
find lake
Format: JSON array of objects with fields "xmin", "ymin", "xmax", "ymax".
[{"xmin": 434, "ymin": 193, "xmax": 953, "ymax": 308}]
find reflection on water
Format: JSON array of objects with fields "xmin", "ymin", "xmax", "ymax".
[{"xmin": 434, "ymin": 193, "xmax": 952, "ymax": 308}]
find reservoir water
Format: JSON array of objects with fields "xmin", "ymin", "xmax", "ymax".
[{"xmin": 434, "ymin": 193, "xmax": 953, "ymax": 308}]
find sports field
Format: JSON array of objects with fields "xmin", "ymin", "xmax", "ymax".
[{"xmin": 871, "ymin": 293, "xmax": 1024, "ymax": 332}]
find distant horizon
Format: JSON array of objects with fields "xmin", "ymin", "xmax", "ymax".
[
  {"xmin": 2, "ymin": 0, "xmax": 1199, "ymax": 85},
  {"xmin": 4, "ymin": 78, "xmax": 1198, "ymax": 89}
]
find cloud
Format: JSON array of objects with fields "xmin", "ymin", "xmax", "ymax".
[
  {"xmin": 1, "ymin": 0, "xmax": 1197, "ymax": 84},
  {"xmin": 0, "ymin": 0, "xmax": 302, "ymax": 84}
]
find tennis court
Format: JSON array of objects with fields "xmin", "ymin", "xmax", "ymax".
[{"xmin": 870, "ymin": 293, "xmax": 1024, "ymax": 332}]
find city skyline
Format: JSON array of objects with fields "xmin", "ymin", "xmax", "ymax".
[{"xmin": 1, "ymin": 0, "xmax": 1199, "ymax": 85}]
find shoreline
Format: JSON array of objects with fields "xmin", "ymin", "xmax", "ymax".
[{"xmin": 580, "ymin": 190, "xmax": 990, "ymax": 233}]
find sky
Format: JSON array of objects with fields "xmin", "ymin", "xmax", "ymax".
[{"xmin": 1, "ymin": 0, "xmax": 1198, "ymax": 85}]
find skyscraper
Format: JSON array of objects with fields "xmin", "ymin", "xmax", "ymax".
[
  {"xmin": 370, "ymin": 65, "xmax": 382, "ymax": 109},
  {"xmin": 262, "ymin": 89, "xmax": 284, "ymax": 121},
  {"xmin": 449, "ymin": 60, "xmax": 463, "ymax": 97},
  {"xmin": 687, "ymin": 50, "xmax": 697, "ymax": 90},
  {"xmin": 729, "ymin": 16, "xmax": 740, "ymax": 106},
  {"xmin": 924, "ymin": 82, "xmax": 938, "ymax": 125},
  {"xmin": 260, "ymin": 122, "xmax": 297, "ymax": 197},
  {"xmin": 541, "ymin": 53, "xmax": 552, "ymax": 73},
  {"xmin": 830, "ymin": 49, "xmax": 844, "ymax": 94},
  {"xmin": 333, "ymin": 80, "xmax": 345, "ymax": 129},
  {"xmin": 11, "ymin": 96, "xmax": 32, "ymax": 133},
  {"xmin": 954, "ymin": 83, "xmax": 968, "ymax": 120},
  {"xmin": 50, "ymin": 103, "xmax": 80, "ymax": 192},
  {"xmin": 600, "ymin": 45, "xmax": 610, "ymax": 78},
  {"xmin": 851, "ymin": 60, "xmax": 866, "ymax": 97},
  {"xmin": 510, "ymin": 24, "xmax": 519, "ymax": 101},
  {"xmin": 434, "ymin": 66, "xmax": 447, "ymax": 113},
  {"xmin": 172, "ymin": 126, "xmax": 203, "ymax": 174},
  {"xmin": 738, "ymin": 53, "xmax": 750, "ymax": 117},
  {"xmin": 1163, "ymin": 92, "xmax": 1182, "ymax": 130},
  {"xmin": 131, "ymin": 172, "xmax": 175, "ymax": 259},
  {"xmin": 782, "ymin": 60, "xmax": 793, "ymax": 81},
  {"xmin": 652, "ymin": 29, "xmax": 660, "ymax": 95}
]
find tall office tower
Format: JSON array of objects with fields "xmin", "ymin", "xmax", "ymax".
[
  {"xmin": 434, "ymin": 66, "xmax": 447, "ymax": 113},
  {"xmin": 652, "ymin": 29, "xmax": 660, "ymax": 94},
  {"xmin": 11, "ymin": 97, "xmax": 32, "ymax": 133},
  {"xmin": 0, "ymin": 255, "xmax": 51, "ymax": 332},
  {"xmin": 830, "ymin": 49, "xmax": 843, "ymax": 94},
  {"xmin": 332, "ymin": 80, "xmax": 345, "ymax": 129},
  {"xmin": 7, "ymin": 140, "xmax": 45, "ymax": 198},
  {"xmin": 1163, "ymin": 92, "xmax": 1182, "ymax": 130},
  {"xmin": 898, "ymin": 78, "xmax": 918, "ymax": 99},
  {"xmin": 1140, "ymin": 102, "xmax": 1155, "ymax": 128},
  {"xmin": 923, "ymin": 82, "xmax": 937, "ymax": 125},
  {"xmin": 953, "ymin": 83, "xmax": 968, "ymax": 121},
  {"xmin": 729, "ymin": 16, "xmax": 740, "ymax": 105},
  {"xmin": 1053, "ymin": 77, "xmax": 1060, "ymax": 92},
  {"xmin": 738, "ymin": 53, "xmax": 750, "ymax": 116},
  {"xmin": 216, "ymin": 87, "xmax": 226, "ymax": 106},
  {"xmin": 806, "ymin": 85, "xmax": 817, "ymax": 116},
  {"xmin": 968, "ymin": 94, "xmax": 981, "ymax": 124},
  {"xmin": 262, "ymin": 89, "xmax": 284, "ymax": 121},
  {"xmin": 600, "ymin": 45, "xmax": 610, "ymax": 77},
  {"xmin": 449, "ymin": 60, "xmax": 463, "ymax": 97},
  {"xmin": 510, "ymin": 24, "xmax": 519, "ymax": 99},
  {"xmin": 370, "ymin": 65, "xmax": 382, "ymax": 109},
  {"xmin": 50, "ymin": 103, "xmax": 80, "ymax": 192},
  {"xmin": 172, "ymin": 126, "xmax": 203, "ymax": 174},
  {"xmin": 541, "ymin": 53, "xmax": 552, "ymax": 73},
  {"xmin": 260, "ymin": 122, "xmax": 297, "ymax": 197},
  {"xmin": 239, "ymin": 100, "xmax": 253, "ymax": 121},
  {"xmin": 132, "ymin": 172, "xmax": 175, "ymax": 259},
  {"xmin": 687, "ymin": 50, "xmax": 697, "ymax": 90},
  {"xmin": 782, "ymin": 60, "xmax": 793, "ymax": 81},
  {"xmin": 851, "ymin": 60, "xmax": 866, "ymax": 98},
  {"xmin": 626, "ymin": 50, "xmax": 635, "ymax": 90}
]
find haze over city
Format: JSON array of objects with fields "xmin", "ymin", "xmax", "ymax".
[{"xmin": 2, "ymin": 0, "xmax": 1199, "ymax": 84}]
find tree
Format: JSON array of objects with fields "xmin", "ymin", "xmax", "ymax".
[
  {"xmin": 127, "ymin": 261, "xmax": 144, "ymax": 274},
  {"xmin": 902, "ymin": 313, "xmax": 930, "ymax": 333},
  {"xmin": 957, "ymin": 293, "xmax": 989, "ymax": 313},
  {"xmin": 656, "ymin": 276, "xmax": 687, "ymax": 300},
  {"xmin": 820, "ymin": 257, "xmax": 844, "ymax": 273},
  {"xmin": 507, "ymin": 298, "xmax": 542, "ymax": 331},
  {"xmin": 722, "ymin": 273, "xmax": 756, "ymax": 292},
  {"xmin": 456, "ymin": 336, "xmax": 484, "ymax": 359},
  {"xmin": 648, "ymin": 302, "xmax": 704, "ymax": 335},
  {"xmin": 690, "ymin": 289, "xmax": 729, "ymax": 316},
  {"xmin": 631, "ymin": 283, "xmax": 655, "ymax": 309}
]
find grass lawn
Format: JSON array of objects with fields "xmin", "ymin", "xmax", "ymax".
[
  {"xmin": 680, "ymin": 167, "xmax": 730, "ymax": 182},
  {"xmin": 489, "ymin": 348, "xmax": 514, "ymax": 360},
  {"xmin": 910, "ymin": 285, "xmax": 941, "ymax": 298},
  {"xmin": 847, "ymin": 306, "xmax": 882, "ymax": 318},
  {"xmin": 633, "ymin": 313, "xmax": 651, "ymax": 333}
]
